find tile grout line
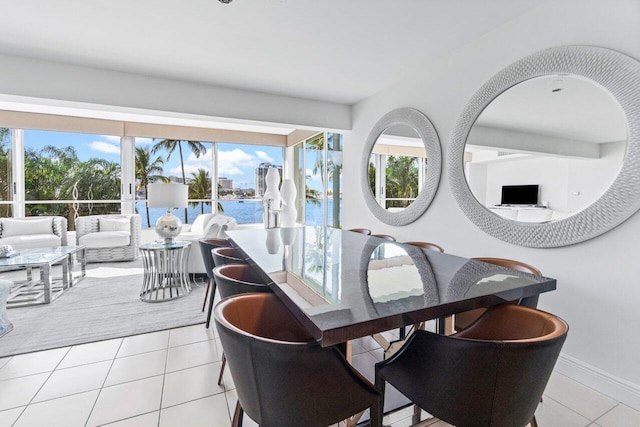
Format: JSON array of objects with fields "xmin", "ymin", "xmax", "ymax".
[
  {"xmin": 11, "ymin": 346, "xmax": 73, "ymax": 427},
  {"xmin": 538, "ymin": 394, "xmax": 602, "ymax": 424},
  {"xmin": 83, "ymin": 339, "xmax": 126, "ymax": 427},
  {"xmin": 590, "ymin": 402, "xmax": 620, "ymax": 425},
  {"xmin": 157, "ymin": 327, "xmax": 172, "ymax": 427}
]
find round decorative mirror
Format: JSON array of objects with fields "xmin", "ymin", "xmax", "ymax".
[
  {"xmin": 449, "ymin": 46, "xmax": 640, "ymax": 247},
  {"xmin": 362, "ymin": 108, "xmax": 441, "ymax": 226}
]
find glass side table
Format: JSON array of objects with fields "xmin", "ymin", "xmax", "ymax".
[{"xmin": 139, "ymin": 241, "xmax": 192, "ymax": 302}]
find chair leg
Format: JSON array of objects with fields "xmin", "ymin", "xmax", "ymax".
[
  {"xmin": 205, "ymin": 281, "xmax": 217, "ymax": 328},
  {"xmin": 202, "ymin": 278, "xmax": 211, "ymax": 312},
  {"xmin": 217, "ymin": 353, "xmax": 226, "ymax": 385},
  {"xmin": 530, "ymin": 415, "xmax": 538, "ymax": 427},
  {"xmin": 369, "ymin": 397, "xmax": 383, "ymax": 427},
  {"xmin": 232, "ymin": 401, "xmax": 244, "ymax": 427}
]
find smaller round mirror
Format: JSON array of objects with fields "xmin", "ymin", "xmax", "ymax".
[{"xmin": 361, "ymin": 108, "xmax": 441, "ymax": 226}]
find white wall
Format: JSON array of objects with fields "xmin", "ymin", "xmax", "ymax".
[{"xmin": 346, "ymin": 0, "xmax": 640, "ymax": 409}]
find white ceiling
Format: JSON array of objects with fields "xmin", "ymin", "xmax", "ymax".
[{"xmin": 0, "ymin": 0, "xmax": 543, "ymax": 106}]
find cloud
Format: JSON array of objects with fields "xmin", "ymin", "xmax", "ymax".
[
  {"xmin": 102, "ymin": 135, "xmax": 121, "ymax": 142},
  {"xmin": 89, "ymin": 141, "xmax": 120, "ymax": 154},
  {"xmin": 134, "ymin": 137, "xmax": 154, "ymax": 145},
  {"xmin": 170, "ymin": 164, "xmax": 211, "ymax": 177},
  {"xmin": 164, "ymin": 146, "xmax": 278, "ymax": 182},
  {"xmin": 255, "ymin": 151, "xmax": 274, "ymax": 162},
  {"xmin": 217, "ymin": 149, "xmax": 263, "ymax": 177}
]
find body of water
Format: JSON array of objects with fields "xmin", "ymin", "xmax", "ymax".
[{"xmin": 135, "ymin": 199, "xmax": 339, "ymax": 228}]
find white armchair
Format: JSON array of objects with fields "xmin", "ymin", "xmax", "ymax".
[
  {"xmin": 0, "ymin": 216, "xmax": 68, "ymax": 250},
  {"xmin": 178, "ymin": 213, "xmax": 238, "ymax": 273},
  {"xmin": 75, "ymin": 214, "xmax": 141, "ymax": 263}
]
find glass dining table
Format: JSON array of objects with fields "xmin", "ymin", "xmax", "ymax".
[
  {"xmin": 225, "ymin": 226, "xmax": 557, "ymax": 425},
  {"xmin": 226, "ymin": 226, "xmax": 556, "ymax": 347}
]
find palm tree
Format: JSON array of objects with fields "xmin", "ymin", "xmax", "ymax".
[
  {"xmin": 189, "ymin": 168, "xmax": 211, "ymax": 214},
  {"xmin": 135, "ymin": 146, "xmax": 169, "ymax": 227},
  {"xmin": 152, "ymin": 139, "xmax": 207, "ymax": 222}
]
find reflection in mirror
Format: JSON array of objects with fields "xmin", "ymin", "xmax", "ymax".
[
  {"xmin": 367, "ymin": 243, "xmax": 423, "ymax": 303},
  {"xmin": 465, "ymin": 74, "xmax": 627, "ymax": 223},
  {"xmin": 368, "ymin": 124, "xmax": 427, "ymax": 212}
]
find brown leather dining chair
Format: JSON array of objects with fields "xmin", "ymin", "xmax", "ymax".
[
  {"xmin": 455, "ymin": 257, "xmax": 541, "ymax": 331},
  {"xmin": 372, "ymin": 233, "xmax": 396, "ymax": 242},
  {"xmin": 375, "ymin": 304, "xmax": 568, "ymax": 427},
  {"xmin": 404, "ymin": 241, "xmax": 444, "ymax": 252},
  {"xmin": 348, "ymin": 228, "xmax": 372, "ymax": 235},
  {"xmin": 215, "ymin": 292, "xmax": 383, "ymax": 427}
]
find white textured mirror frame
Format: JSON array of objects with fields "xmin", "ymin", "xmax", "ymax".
[
  {"xmin": 361, "ymin": 108, "xmax": 442, "ymax": 226},
  {"xmin": 449, "ymin": 45, "xmax": 640, "ymax": 247}
]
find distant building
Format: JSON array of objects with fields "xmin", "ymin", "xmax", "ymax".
[
  {"xmin": 219, "ymin": 177, "xmax": 233, "ymax": 190},
  {"xmin": 255, "ymin": 162, "xmax": 282, "ymax": 197}
]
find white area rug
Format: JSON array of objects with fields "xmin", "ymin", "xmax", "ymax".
[{"xmin": 0, "ymin": 260, "xmax": 207, "ymax": 357}]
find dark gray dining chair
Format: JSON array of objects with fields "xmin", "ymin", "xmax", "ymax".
[
  {"xmin": 212, "ymin": 263, "xmax": 272, "ymax": 386},
  {"xmin": 198, "ymin": 238, "xmax": 232, "ymax": 327},
  {"xmin": 375, "ymin": 304, "xmax": 568, "ymax": 427},
  {"xmin": 215, "ymin": 292, "xmax": 383, "ymax": 427}
]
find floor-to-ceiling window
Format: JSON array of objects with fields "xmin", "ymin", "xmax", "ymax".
[
  {"xmin": 0, "ymin": 129, "xmax": 11, "ymax": 218},
  {"xmin": 216, "ymin": 142, "xmax": 284, "ymax": 225},
  {"xmin": 292, "ymin": 132, "xmax": 342, "ymax": 228},
  {"xmin": 24, "ymin": 130, "xmax": 121, "ymax": 229}
]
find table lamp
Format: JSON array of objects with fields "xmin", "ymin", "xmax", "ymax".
[{"xmin": 147, "ymin": 183, "xmax": 189, "ymax": 243}]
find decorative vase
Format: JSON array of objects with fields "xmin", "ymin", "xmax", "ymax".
[
  {"xmin": 280, "ymin": 179, "xmax": 297, "ymax": 227},
  {"xmin": 263, "ymin": 167, "xmax": 282, "ymax": 228}
]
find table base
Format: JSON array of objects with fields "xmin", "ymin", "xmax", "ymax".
[
  {"xmin": 139, "ymin": 242, "xmax": 192, "ymax": 302},
  {"xmin": 5, "ymin": 248, "xmax": 86, "ymax": 308}
]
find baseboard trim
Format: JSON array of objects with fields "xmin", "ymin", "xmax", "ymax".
[{"xmin": 555, "ymin": 353, "xmax": 640, "ymax": 411}]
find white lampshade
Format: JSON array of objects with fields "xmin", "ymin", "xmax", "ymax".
[{"xmin": 147, "ymin": 183, "xmax": 189, "ymax": 209}]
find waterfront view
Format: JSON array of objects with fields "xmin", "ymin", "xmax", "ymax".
[{"xmin": 136, "ymin": 199, "xmax": 338, "ymax": 228}]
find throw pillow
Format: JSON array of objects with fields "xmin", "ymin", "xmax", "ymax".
[
  {"xmin": 2, "ymin": 218, "xmax": 53, "ymax": 237},
  {"xmin": 99, "ymin": 217, "xmax": 131, "ymax": 232},
  {"xmin": 190, "ymin": 214, "xmax": 213, "ymax": 235}
]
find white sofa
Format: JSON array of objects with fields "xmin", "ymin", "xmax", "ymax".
[
  {"xmin": 75, "ymin": 214, "xmax": 141, "ymax": 262},
  {"xmin": 0, "ymin": 216, "xmax": 68, "ymax": 250},
  {"xmin": 178, "ymin": 213, "xmax": 238, "ymax": 274}
]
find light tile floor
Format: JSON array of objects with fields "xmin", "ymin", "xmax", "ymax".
[{"xmin": 0, "ymin": 323, "xmax": 638, "ymax": 427}]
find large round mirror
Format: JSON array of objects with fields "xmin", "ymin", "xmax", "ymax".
[
  {"xmin": 362, "ymin": 108, "xmax": 441, "ymax": 226},
  {"xmin": 449, "ymin": 46, "xmax": 640, "ymax": 247}
]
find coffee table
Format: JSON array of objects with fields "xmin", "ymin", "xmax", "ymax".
[{"xmin": 1, "ymin": 246, "xmax": 86, "ymax": 307}]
